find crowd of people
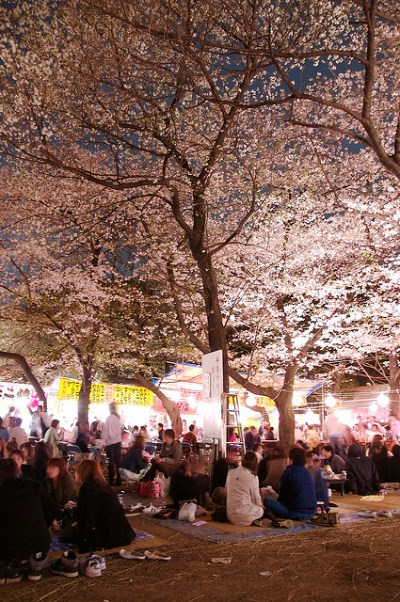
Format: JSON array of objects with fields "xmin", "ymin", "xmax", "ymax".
[{"xmin": 1, "ymin": 400, "xmax": 399, "ymax": 583}]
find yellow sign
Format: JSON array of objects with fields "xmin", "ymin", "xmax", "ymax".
[{"xmin": 58, "ymin": 378, "xmax": 153, "ymax": 406}]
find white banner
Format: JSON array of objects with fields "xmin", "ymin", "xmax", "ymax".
[{"xmin": 201, "ymin": 350, "xmax": 224, "ymax": 443}]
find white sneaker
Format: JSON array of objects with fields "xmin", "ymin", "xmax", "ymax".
[
  {"xmin": 85, "ymin": 558, "xmax": 102, "ymax": 578},
  {"xmin": 127, "ymin": 503, "xmax": 145, "ymax": 512},
  {"xmin": 142, "ymin": 504, "xmax": 160, "ymax": 515},
  {"xmin": 144, "ymin": 550, "xmax": 171, "ymax": 561},
  {"xmin": 88, "ymin": 554, "xmax": 106, "ymax": 571},
  {"xmin": 377, "ymin": 510, "xmax": 393, "ymax": 518}
]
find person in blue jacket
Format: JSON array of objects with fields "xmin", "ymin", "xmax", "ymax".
[{"xmin": 264, "ymin": 446, "xmax": 317, "ymax": 520}]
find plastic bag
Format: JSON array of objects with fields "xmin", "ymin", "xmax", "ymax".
[
  {"xmin": 154, "ymin": 475, "xmax": 171, "ymax": 498},
  {"xmin": 178, "ymin": 500, "xmax": 197, "ymax": 522}
]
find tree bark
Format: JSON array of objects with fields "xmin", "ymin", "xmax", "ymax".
[
  {"xmin": 389, "ymin": 349, "xmax": 400, "ymax": 418},
  {"xmin": 0, "ymin": 351, "xmax": 47, "ymax": 410},
  {"xmin": 105, "ymin": 373, "xmax": 183, "ymax": 435},
  {"xmin": 274, "ymin": 363, "xmax": 297, "ymax": 454},
  {"xmin": 78, "ymin": 363, "xmax": 93, "ymax": 425}
]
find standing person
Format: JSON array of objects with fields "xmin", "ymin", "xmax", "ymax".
[
  {"xmin": 44, "ymin": 419, "xmax": 63, "ymax": 458},
  {"xmin": 0, "ymin": 417, "xmax": 10, "ymax": 448},
  {"xmin": 37, "ymin": 405, "xmax": 51, "ymax": 437},
  {"xmin": 102, "ymin": 402, "xmax": 122, "ymax": 487},
  {"xmin": 2, "ymin": 406, "xmax": 15, "ymax": 430},
  {"xmin": 9, "ymin": 417, "xmax": 28, "ymax": 448}
]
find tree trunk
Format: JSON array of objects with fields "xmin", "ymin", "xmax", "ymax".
[
  {"xmin": 275, "ymin": 363, "xmax": 297, "ymax": 454},
  {"xmin": 105, "ymin": 373, "xmax": 183, "ymax": 436},
  {"xmin": 77, "ymin": 362, "xmax": 93, "ymax": 425},
  {"xmin": 191, "ymin": 248, "xmax": 230, "ymax": 393},
  {"xmin": 0, "ymin": 351, "xmax": 47, "ymax": 410},
  {"xmin": 389, "ymin": 349, "xmax": 400, "ymax": 418}
]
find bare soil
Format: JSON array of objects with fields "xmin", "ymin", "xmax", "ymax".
[{"xmin": 6, "ymin": 515, "xmax": 400, "ymax": 602}]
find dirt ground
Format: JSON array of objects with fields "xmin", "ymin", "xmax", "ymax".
[{"xmin": 5, "ymin": 512, "xmax": 400, "ymax": 602}]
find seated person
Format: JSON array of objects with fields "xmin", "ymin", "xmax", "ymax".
[
  {"xmin": 61, "ymin": 459, "xmax": 135, "ymax": 553},
  {"xmin": 369, "ymin": 441, "xmax": 390, "ymax": 483},
  {"xmin": 264, "ymin": 447, "xmax": 317, "ymax": 520},
  {"xmin": 211, "ymin": 448, "xmax": 239, "ymax": 494},
  {"xmin": 389, "ymin": 444, "xmax": 400, "ymax": 482},
  {"xmin": 0, "ymin": 458, "xmax": 51, "ymax": 563},
  {"xmin": 119, "ymin": 435, "xmax": 150, "ymax": 479},
  {"xmin": 306, "ymin": 453, "xmax": 329, "ymax": 507},
  {"xmin": 253, "ymin": 444, "xmax": 264, "ymax": 463},
  {"xmin": 345, "ymin": 444, "xmax": 380, "ymax": 495},
  {"xmin": 226, "ymin": 451, "xmax": 265, "ymax": 526},
  {"xmin": 10, "ymin": 448, "xmax": 34, "ymax": 479},
  {"xmin": 75, "ymin": 422, "xmax": 92, "ymax": 454},
  {"xmin": 259, "ymin": 445, "xmax": 287, "ymax": 492},
  {"xmin": 141, "ymin": 429, "xmax": 183, "ymax": 481},
  {"xmin": 44, "ymin": 458, "xmax": 77, "ymax": 527},
  {"xmin": 170, "ymin": 460, "xmax": 210, "ymax": 508},
  {"xmin": 321, "ymin": 445, "xmax": 345, "ymax": 474}
]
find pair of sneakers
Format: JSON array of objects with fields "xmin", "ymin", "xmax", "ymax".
[
  {"xmin": 119, "ymin": 549, "xmax": 171, "ymax": 561},
  {"xmin": 0, "ymin": 560, "xmax": 24, "ymax": 584}
]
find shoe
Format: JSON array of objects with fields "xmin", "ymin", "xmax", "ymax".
[
  {"xmin": 377, "ymin": 510, "xmax": 393, "ymax": 518},
  {"xmin": 119, "ymin": 549, "xmax": 146, "ymax": 561},
  {"xmin": 88, "ymin": 554, "xmax": 106, "ymax": 571},
  {"xmin": 144, "ymin": 550, "xmax": 171, "ymax": 561},
  {"xmin": 252, "ymin": 519, "xmax": 272, "ymax": 528},
  {"xmin": 28, "ymin": 552, "xmax": 48, "ymax": 581},
  {"xmin": 127, "ymin": 503, "xmax": 145, "ymax": 513},
  {"xmin": 6, "ymin": 560, "xmax": 23, "ymax": 584},
  {"xmin": 50, "ymin": 551, "xmax": 79, "ymax": 578},
  {"xmin": 274, "ymin": 519, "xmax": 293, "ymax": 529},
  {"xmin": 142, "ymin": 504, "xmax": 160, "ymax": 515},
  {"xmin": 85, "ymin": 558, "xmax": 102, "ymax": 578},
  {"xmin": 358, "ymin": 511, "xmax": 378, "ymax": 519},
  {"xmin": 0, "ymin": 561, "xmax": 5, "ymax": 585}
]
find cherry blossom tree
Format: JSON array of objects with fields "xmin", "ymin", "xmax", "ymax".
[{"xmin": 0, "ymin": 0, "xmax": 399, "ymax": 447}]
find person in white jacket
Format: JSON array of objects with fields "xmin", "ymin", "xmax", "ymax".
[
  {"xmin": 226, "ymin": 451, "xmax": 265, "ymax": 526},
  {"xmin": 102, "ymin": 403, "xmax": 122, "ymax": 487}
]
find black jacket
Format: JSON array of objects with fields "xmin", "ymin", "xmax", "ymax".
[
  {"xmin": 76, "ymin": 479, "xmax": 135, "ymax": 553},
  {"xmin": 0, "ymin": 478, "xmax": 51, "ymax": 562},
  {"xmin": 345, "ymin": 445, "xmax": 380, "ymax": 495}
]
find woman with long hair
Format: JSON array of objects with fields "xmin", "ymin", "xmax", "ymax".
[
  {"xmin": 44, "ymin": 419, "xmax": 63, "ymax": 458},
  {"xmin": 226, "ymin": 451, "xmax": 265, "ymax": 526},
  {"xmin": 44, "ymin": 458, "xmax": 77, "ymax": 527},
  {"xmin": 32, "ymin": 441, "xmax": 50, "ymax": 484},
  {"xmin": 120, "ymin": 435, "xmax": 149, "ymax": 475},
  {"xmin": 66, "ymin": 459, "xmax": 135, "ymax": 553}
]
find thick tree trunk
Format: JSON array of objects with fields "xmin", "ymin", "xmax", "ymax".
[
  {"xmin": 275, "ymin": 363, "xmax": 297, "ymax": 454},
  {"xmin": 196, "ymin": 254, "xmax": 230, "ymax": 392},
  {"xmin": 389, "ymin": 349, "xmax": 400, "ymax": 418},
  {"xmin": 78, "ymin": 363, "xmax": 93, "ymax": 425}
]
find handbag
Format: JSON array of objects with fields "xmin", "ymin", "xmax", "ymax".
[
  {"xmin": 136, "ymin": 480, "xmax": 162, "ymax": 498},
  {"xmin": 178, "ymin": 499, "xmax": 197, "ymax": 522}
]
